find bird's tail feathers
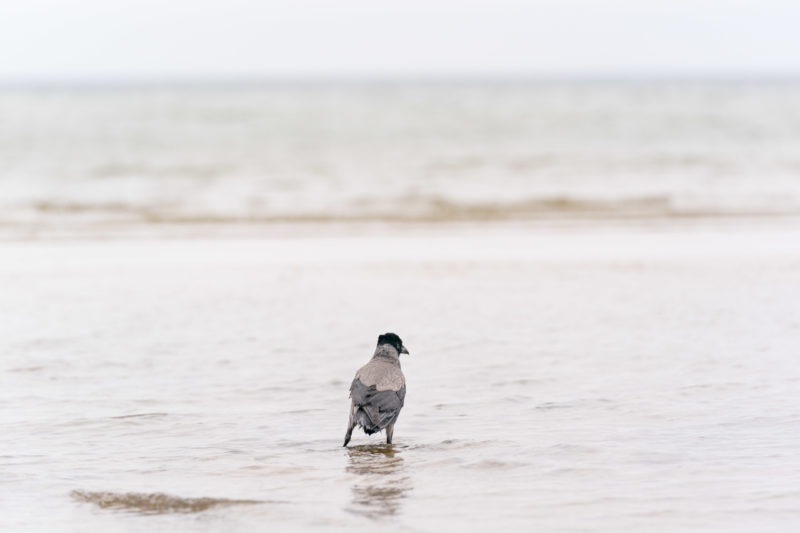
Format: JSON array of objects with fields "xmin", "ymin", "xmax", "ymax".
[{"xmin": 354, "ymin": 407, "xmax": 382, "ymax": 435}]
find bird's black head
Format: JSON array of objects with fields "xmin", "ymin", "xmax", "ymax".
[{"xmin": 377, "ymin": 332, "xmax": 409, "ymax": 355}]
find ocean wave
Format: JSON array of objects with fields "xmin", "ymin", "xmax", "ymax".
[{"xmin": 16, "ymin": 195, "xmax": 800, "ymax": 226}]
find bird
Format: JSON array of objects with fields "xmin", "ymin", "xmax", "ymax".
[{"xmin": 343, "ymin": 333, "xmax": 409, "ymax": 446}]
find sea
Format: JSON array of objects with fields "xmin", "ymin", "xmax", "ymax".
[{"xmin": 1, "ymin": 80, "xmax": 799, "ymax": 532}]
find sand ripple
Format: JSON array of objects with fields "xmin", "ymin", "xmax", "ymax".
[{"xmin": 70, "ymin": 490, "xmax": 264, "ymax": 514}]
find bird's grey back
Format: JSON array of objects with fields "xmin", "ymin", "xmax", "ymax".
[
  {"xmin": 349, "ymin": 344, "xmax": 406, "ymax": 433},
  {"xmin": 355, "ymin": 358, "xmax": 405, "ymax": 391}
]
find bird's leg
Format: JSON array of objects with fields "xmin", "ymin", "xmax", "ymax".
[
  {"xmin": 343, "ymin": 404, "xmax": 355, "ymax": 447},
  {"xmin": 385, "ymin": 423, "xmax": 394, "ymax": 445}
]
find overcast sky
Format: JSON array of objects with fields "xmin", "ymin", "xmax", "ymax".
[{"xmin": 1, "ymin": 0, "xmax": 799, "ymax": 82}]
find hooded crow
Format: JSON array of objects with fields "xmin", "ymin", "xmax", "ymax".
[{"xmin": 343, "ymin": 333, "xmax": 409, "ymax": 446}]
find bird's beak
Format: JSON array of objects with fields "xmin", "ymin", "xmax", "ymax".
[{"xmin": 400, "ymin": 345, "xmax": 409, "ymax": 355}]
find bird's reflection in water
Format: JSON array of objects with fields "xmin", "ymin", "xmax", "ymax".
[{"xmin": 345, "ymin": 444, "xmax": 411, "ymax": 519}]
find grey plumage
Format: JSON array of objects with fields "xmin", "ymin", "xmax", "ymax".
[
  {"xmin": 350, "ymin": 379, "xmax": 406, "ymax": 433},
  {"xmin": 343, "ymin": 333, "xmax": 409, "ymax": 446}
]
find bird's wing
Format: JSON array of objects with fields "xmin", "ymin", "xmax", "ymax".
[
  {"xmin": 350, "ymin": 378, "xmax": 405, "ymax": 429},
  {"xmin": 396, "ymin": 383, "xmax": 406, "ymax": 405}
]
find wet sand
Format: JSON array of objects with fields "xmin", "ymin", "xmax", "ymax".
[{"xmin": 2, "ymin": 223, "xmax": 800, "ymax": 531}]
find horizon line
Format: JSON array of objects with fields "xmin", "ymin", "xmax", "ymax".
[{"xmin": 2, "ymin": 71, "xmax": 800, "ymax": 89}]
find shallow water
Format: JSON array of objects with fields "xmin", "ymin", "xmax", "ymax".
[{"xmin": 2, "ymin": 224, "xmax": 800, "ymax": 531}]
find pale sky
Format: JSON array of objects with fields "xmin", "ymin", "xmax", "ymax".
[{"xmin": 1, "ymin": 0, "xmax": 799, "ymax": 82}]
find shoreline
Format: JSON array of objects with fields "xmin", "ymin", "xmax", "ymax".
[
  {"xmin": 2, "ymin": 214, "xmax": 800, "ymax": 243},
  {"xmin": 2, "ymin": 222, "xmax": 799, "ymax": 271}
]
